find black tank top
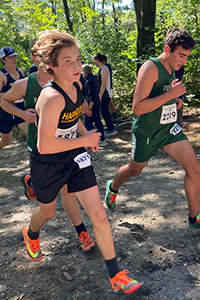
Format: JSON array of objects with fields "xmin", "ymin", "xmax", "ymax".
[
  {"xmin": 0, "ymin": 67, "xmax": 23, "ymax": 93},
  {"xmin": 32, "ymin": 81, "xmax": 85, "ymax": 163}
]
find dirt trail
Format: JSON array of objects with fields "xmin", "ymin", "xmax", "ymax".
[{"xmin": 1, "ymin": 108, "xmax": 200, "ymax": 300}]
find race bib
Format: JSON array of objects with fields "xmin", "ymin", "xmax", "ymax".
[
  {"xmin": 160, "ymin": 103, "xmax": 177, "ymax": 124},
  {"xmin": 170, "ymin": 123, "xmax": 182, "ymax": 135},
  {"xmin": 74, "ymin": 152, "xmax": 91, "ymax": 169},
  {"xmin": 55, "ymin": 123, "xmax": 77, "ymax": 139}
]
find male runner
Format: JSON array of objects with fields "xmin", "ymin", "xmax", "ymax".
[
  {"xmin": 15, "ymin": 29, "xmax": 141, "ymax": 294},
  {"xmin": 105, "ymin": 27, "xmax": 200, "ymax": 230},
  {"xmin": 0, "ymin": 46, "xmax": 27, "ymax": 150},
  {"xmin": 1, "ymin": 40, "xmax": 95, "ymax": 253}
]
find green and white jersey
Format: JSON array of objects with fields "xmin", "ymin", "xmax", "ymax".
[
  {"xmin": 24, "ymin": 72, "xmax": 42, "ymax": 151},
  {"xmin": 132, "ymin": 57, "xmax": 177, "ymax": 140}
]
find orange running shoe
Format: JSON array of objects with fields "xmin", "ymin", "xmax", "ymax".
[
  {"xmin": 110, "ymin": 270, "xmax": 141, "ymax": 294},
  {"xmin": 22, "ymin": 226, "xmax": 43, "ymax": 262},
  {"xmin": 21, "ymin": 173, "xmax": 36, "ymax": 201},
  {"xmin": 78, "ymin": 231, "xmax": 95, "ymax": 252}
]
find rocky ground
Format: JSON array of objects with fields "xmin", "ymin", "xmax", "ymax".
[{"xmin": 1, "ymin": 108, "xmax": 200, "ymax": 300}]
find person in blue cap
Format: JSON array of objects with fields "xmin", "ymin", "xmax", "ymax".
[{"xmin": 0, "ymin": 46, "xmax": 27, "ymax": 150}]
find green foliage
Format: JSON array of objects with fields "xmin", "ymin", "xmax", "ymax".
[
  {"xmin": 155, "ymin": 0, "xmax": 200, "ymax": 105},
  {"xmin": 0, "ymin": 0, "xmax": 199, "ymax": 109},
  {"xmin": 74, "ymin": 8, "xmax": 138, "ymax": 112}
]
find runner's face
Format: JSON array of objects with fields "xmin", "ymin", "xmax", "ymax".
[
  {"xmin": 51, "ymin": 46, "xmax": 82, "ymax": 82},
  {"xmin": 168, "ymin": 46, "xmax": 191, "ymax": 71},
  {"xmin": 3, "ymin": 55, "xmax": 17, "ymax": 68}
]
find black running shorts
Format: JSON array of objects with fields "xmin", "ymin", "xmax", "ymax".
[{"xmin": 30, "ymin": 152, "xmax": 97, "ymax": 204}]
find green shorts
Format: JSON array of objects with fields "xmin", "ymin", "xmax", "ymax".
[{"xmin": 131, "ymin": 127, "xmax": 188, "ymax": 163}]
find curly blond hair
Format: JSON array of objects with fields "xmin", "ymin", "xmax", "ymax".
[{"xmin": 31, "ymin": 29, "xmax": 80, "ymax": 75}]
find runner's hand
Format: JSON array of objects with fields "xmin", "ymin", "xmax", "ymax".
[
  {"xmin": 88, "ymin": 146, "xmax": 99, "ymax": 152},
  {"xmin": 175, "ymin": 98, "xmax": 183, "ymax": 110},
  {"xmin": 83, "ymin": 130, "xmax": 101, "ymax": 149},
  {"xmin": 168, "ymin": 79, "xmax": 186, "ymax": 99},
  {"xmin": 87, "ymin": 110, "xmax": 92, "ymax": 117},
  {"xmin": 23, "ymin": 109, "xmax": 36, "ymax": 123}
]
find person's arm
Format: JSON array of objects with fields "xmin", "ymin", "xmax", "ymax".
[
  {"xmin": 86, "ymin": 79, "xmax": 95, "ymax": 116},
  {"xmin": 175, "ymin": 97, "xmax": 183, "ymax": 110},
  {"xmin": 36, "ymin": 88, "xmax": 101, "ymax": 155},
  {"xmin": 82, "ymin": 98, "xmax": 89, "ymax": 114},
  {"xmin": 132, "ymin": 60, "xmax": 186, "ymax": 116},
  {"xmin": 86, "ymin": 100, "xmax": 93, "ymax": 117},
  {"xmin": 0, "ymin": 71, "xmax": 7, "ymax": 100},
  {"xmin": 77, "ymin": 118, "xmax": 99, "ymax": 152},
  {"xmin": 99, "ymin": 67, "xmax": 108, "ymax": 100},
  {"xmin": 87, "ymin": 78, "xmax": 96, "ymax": 109},
  {"xmin": 1, "ymin": 79, "xmax": 36, "ymax": 123}
]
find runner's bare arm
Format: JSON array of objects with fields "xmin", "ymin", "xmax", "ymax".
[
  {"xmin": 1, "ymin": 78, "xmax": 36, "ymax": 123},
  {"xmin": 132, "ymin": 60, "xmax": 186, "ymax": 116},
  {"xmin": 0, "ymin": 71, "xmax": 7, "ymax": 100}
]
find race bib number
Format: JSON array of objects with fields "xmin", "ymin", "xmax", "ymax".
[
  {"xmin": 170, "ymin": 123, "xmax": 182, "ymax": 135},
  {"xmin": 160, "ymin": 103, "xmax": 177, "ymax": 124},
  {"xmin": 55, "ymin": 123, "xmax": 77, "ymax": 139},
  {"xmin": 74, "ymin": 152, "xmax": 91, "ymax": 169}
]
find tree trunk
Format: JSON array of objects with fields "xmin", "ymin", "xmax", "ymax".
[
  {"xmin": 134, "ymin": 0, "xmax": 156, "ymax": 67},
  {"xmin": 112, "ymin": 3, "xmax": 118, "ymax": 32},
  {"xmin": 62, "ymin": 0, "xmax": 73, "ymax": 33},
  {"xmin": 102, "ymin": 0, "xmax": 105, "ymax": 29},
  {"xmin": 50, "ymin": 0, "xmax": 57, "ymax": 28}
]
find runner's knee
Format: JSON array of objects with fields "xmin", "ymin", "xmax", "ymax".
[
  {"xmin": 186, "ymin": 161, "xmax": 200, "ymax": 178},
  {"xmin": 127, "ymin": 164, "xmax": 142, "ymax": 177},
  {"xmin": 90, "ymin": 207, "xmax": 108, "ymax": 227}
]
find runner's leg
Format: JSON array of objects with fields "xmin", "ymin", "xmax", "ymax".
[
  {"xmin": 18, "ymin": 122, "xmax": 28, "ymax": 135},
  {"xmin": 0, "ymin": 131, "xmax": 12, "ymax": 150},
  {"xmin": 163, "ymin": 140, "xmax": 200, "ymax": 218},
  {"xmin": 111, "ymin": 158, "xmax": 148, "ymax": 191},
  {"xmin": 75, "ymin": 186, "xmax": 115, "ymax": 260},
  {"xmin": 29, "ymin": 198, "xmax": 57, "ymax": 232},
  {"xmin": 61, "ymin": 185, "xmax": 82, "ymax": 226}
]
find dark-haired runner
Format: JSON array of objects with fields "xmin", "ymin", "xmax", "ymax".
[{"xmin": 105, "ymin": 28, "xmax": 200, "ymax": 230}]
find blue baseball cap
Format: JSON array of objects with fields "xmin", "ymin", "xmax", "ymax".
[{"xmin": 0, "ymin": 47, "xmax": 18, "ymax": 58}]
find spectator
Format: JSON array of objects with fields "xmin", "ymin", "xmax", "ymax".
[
  {"xmin": 82, "ymin": 64, "xmax": 107, "ymax": 146},
  {"xmin": 102, "ymin": 54, "xmax": 117, "ymax": 120},
  {"xmin": 93, "ymin": 53, "xmax": 117, "ymax": 136}
]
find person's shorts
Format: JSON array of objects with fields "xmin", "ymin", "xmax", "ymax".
[
  {"xmin": 131, "ymin": 126, "xmax": 188, "ymax": 163},
  {"xmin": 30, "ymin": 151, "xmax": 97, "ymax": 204},
  {"xmin": 0, "ymin": 102, "xmax": 25, "ymax": 134}
]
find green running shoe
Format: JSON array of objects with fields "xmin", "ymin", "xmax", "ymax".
[
  {"xmin": 188, "ymin": 213, "xmax": 200, "ymax": 229},
  {"xmin": 105, "ymin": 180, "xmax": 117, "ymax": 210}
]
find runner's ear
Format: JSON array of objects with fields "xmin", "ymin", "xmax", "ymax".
[{"xmin": 165, "ymin": 45, "xmax": 171, "ymax": 55}]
